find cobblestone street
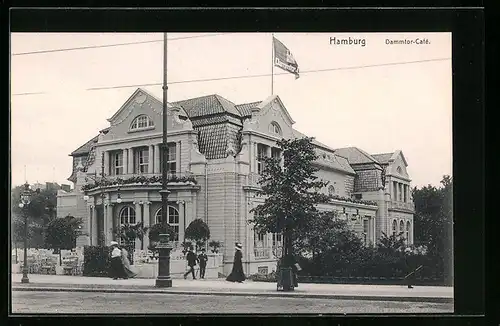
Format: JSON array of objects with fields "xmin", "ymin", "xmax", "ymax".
[{"xmin": 12, "ymin": 290, "xmax": 453, "ymax": 314}]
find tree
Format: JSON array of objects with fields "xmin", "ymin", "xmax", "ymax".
[
  {"xmin": 11, "ymin": 185, "xmax": 58, "ymax": 248},
  {"xmin": 44, "ymin": 215, "xmax": 83, "ymax": 265},
  {"xmin": 185, "ymin": 219, "xmax": 211, "ymax": 252},
  {"xmin": 114, "ymin": 222, "xmax": 149, "ymax": 264},
  {"xmin": 249, "ymin": 137, "xmax": 330, "ymax": 264},
  {"xmin": 412, "ymin": 175, "xmax": 453, "ymax": 284}
]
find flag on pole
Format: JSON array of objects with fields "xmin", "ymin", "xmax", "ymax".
[{"xmin": 273, "ymin": 37, "xmax": 300, "ymax": 79}]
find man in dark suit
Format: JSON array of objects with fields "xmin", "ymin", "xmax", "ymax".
[
  {"xmin": 183, "ymin": 248, "xmax": 198, "ymax": 280},
  {"xmin": 198, "ymin": 248, "xmax": 208, "ymax": 279}
]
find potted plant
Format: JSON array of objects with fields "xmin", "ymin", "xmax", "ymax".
[{"xmin": 209, "ymin": 240, "xmax": 221, "ymax": 254}]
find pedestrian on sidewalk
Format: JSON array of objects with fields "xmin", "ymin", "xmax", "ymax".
[
  {"xmin": 120, "ymin": 246, "xmax": 137, "ymax": 279},
  {"xmin": 183, "ymin": 247, "xmax": 198, "ymax": 280},
  {"xmin": 226, "ymin": 242, "xmax": 245, "ymax": 283},
  {"xmin": 109, "ymin": 241, "xmax": 126, "ymax": 280},
  {"xmin": 198, "ymin": 248, "xmax": 208, "ymax": 279}
]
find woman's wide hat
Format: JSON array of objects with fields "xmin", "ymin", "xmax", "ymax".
[
  {"xmin": 110, "ymin": 241, "xmax": 118, "ymax": 246},
  {"xmin": 235, "ymin": 242, "xmax": 242, "ymax": 250}
]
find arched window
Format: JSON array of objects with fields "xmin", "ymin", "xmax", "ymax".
[
  {"xmin": 119, "ymin": 206, "xmax": 136, "ymax": 225},
  {"xmin": 155, "ymin": 206, "xmax": 180, "ymax": 241},
  {"xmin": 269, "ymin": 122, "xmax": 282, "ymax": 136},
  {"xmin": 406, "ymin": 221, "xmax": 411, "ymax": 243},
  {"xmin": 399, "ymin": 220, "xmax": 405, "ymax": 238},
  {"xmin": 392, "ymin": 219, "xmax": 397, "ymax": 236},
  {"xmin": 328, "ymin": 185, "xmax": 336, "ymax": 195},
  {"xmin": 396, "ymin": 166, "xmax": 403, "ymax": 174},
  {"xmin": 130, "ymin": 114, "xmax": 154, "ymax": 131}
]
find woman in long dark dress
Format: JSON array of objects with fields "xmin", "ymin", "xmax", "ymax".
[
  {"xmin": 226, "ymin": 243, "xmax": 245, "ymax": 283},
  {"xmin": 109, "ymin": 241, "xmax": 127, "ymax": 279}
]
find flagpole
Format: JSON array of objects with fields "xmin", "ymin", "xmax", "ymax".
[{"xmin": 271, "ymin": 33, "xmax": 274, "ymax": 96}]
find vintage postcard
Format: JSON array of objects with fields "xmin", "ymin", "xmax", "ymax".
[{"xmin": 10, "ymin": 31, "xmax": 454, "ymax": 314}]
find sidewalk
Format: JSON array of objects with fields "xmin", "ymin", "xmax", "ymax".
[{"xmin": 11, "ymin": 274, "xmax": 454, "ymax": 303}]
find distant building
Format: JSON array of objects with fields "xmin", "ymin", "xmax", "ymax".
[{"xmin": 58, "ymin": 88, "xmax": 415, "ymax": 275}]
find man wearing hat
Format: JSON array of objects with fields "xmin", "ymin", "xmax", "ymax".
[
  {"xmin": 109, "ymin": 241, "xmax": 124, "ymax": 280},
  {"xmin": 226, "ymin": 242, "xmax": 245, "ymax": 283}
]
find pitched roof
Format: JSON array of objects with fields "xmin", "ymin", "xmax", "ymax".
[
  {"xmin": 196, "ymin": 122, "xmax": 241, "ymax": 159},
  {"xmin": 172, "ymin": 94, "xmax": 241, "ymax": 118},
  {"xmin": 235, "ymin": 101, "xmax": 261, "ymax": 117},
  {"xmin": 292, "ymin": 129, "xmax": 335, "ymax": 151},
  {"xmin": 371, "ymin": 152, "xmax": 394, "ymax": 164},
  {"xmin": 70, "ymin": 135, "xmax": 99, "ymax": 156},
  {"xmin": 334, "ymin": 147, "xmax": 379, "ymax": 165}
]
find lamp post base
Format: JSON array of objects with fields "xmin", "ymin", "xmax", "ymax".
[
  {"xmin": 21, "ymin": 274, "xmax": 30, "ymax": 284},
  {"xmin": 155, "ymin": 277, "xmax": 172, "ymax": 288}
]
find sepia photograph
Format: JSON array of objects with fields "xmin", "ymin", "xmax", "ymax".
[{"xmin": 10, "ymin": 30, "xmax": 454, "ymax": 315}]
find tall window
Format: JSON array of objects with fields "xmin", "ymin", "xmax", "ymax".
[
  {"xmin": 130, "ymin": 114, "xmax": 154, "ymax": 131},
  {"xmin": 399, "ymin": 184, "xmax": 403, "ymax": 201},
  {"xmin": 271, "ymin": 147, "xmax": 281, "ymax": 160},
  {"xmin": 406, "ymin": 221, "xmax": 411, "ymax": 244},
  {"xmin": 134, "ymin": 147, "xmax": 149, "ymax": 174},
  {"xmin": 399, "ymin": 220, "xmax": 405, "ymax": 238},
  {"xmin": 110, "ymin": 151, "xmax": 124, "ymax": 176},
  {"xmin": 363, "ymin": 219, "xmax": 369, "ymax": 245},
  {"xmin": 155, "ymin": 206, "xmax": 179, "ymax": 241},
  {"xmin": 392, "ymin": 219, "xmax": 397, "ymax": 236},
  {"xmin": 120, "ymin": 206, "xmax": 136, "ymax": 225},
  {"xmin": 159, "ymin": 143, "xmax": 177, "ymax": 175},
  {"xmin": 393, "ymin": 181, "xmax": 397, "ymax": 200},
  {"xmin": 257, "ymin": 144, "xmax": 267, "ymax": 174}
]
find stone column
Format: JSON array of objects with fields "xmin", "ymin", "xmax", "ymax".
[
  {"xmin": 154, "ymin": 144, "xmax": 161, "ymax": 174},
  {"xmin": 143, "ymin": 202, "xmax": 150, "ymax": 250},
  {"xmin": 178, "ymin": 201, "xmax": 185, "ymax": 242},
  {"xmin": 91, "ymin": 205, "xmax": 98, "ymax": 246},
  {"xmin": 371, "ymin": 216, "xmax": 376, "ymax": 245},
  {"xmin": 123, "ymin": 149, "xmax": 128, "ymax": 176},
  {"xmin": 106, "ymin": 204, "xmax": 113, "ymax": 244},
  {"xmin": 128, "ymin": 148, "xmax": 134, "ymax": 174},
  {"xmin": 88, "ymin": 205, "xmax": 94, "ymax": 246},
  {"xmin": 148, "ymin": 145, "xmax": 154, "ymax": 174},
  {"xmin": 135, "ymin": 201, "xmax": 142, "ymax": 250}
]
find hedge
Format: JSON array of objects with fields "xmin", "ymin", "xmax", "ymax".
[{"xmin": 83, "ymin": 245, "xmax": 110, "ymax": 277}]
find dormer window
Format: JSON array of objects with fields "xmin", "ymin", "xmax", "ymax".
[
  {"xmin": 269, "ymin": 122, "xmax": 282, "ymax": 136},
  {"xmin": 130, "ymin": 115, "xmax": 154, "ymax": 131}
]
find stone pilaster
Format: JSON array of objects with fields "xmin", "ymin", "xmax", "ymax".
[
  {"xmin": 154, "ymin": 144, "xmax": 160, "ymax": 174},
  {"xmin": 148, "ymin": 145, "xmax": 154, "ymax": 174}
]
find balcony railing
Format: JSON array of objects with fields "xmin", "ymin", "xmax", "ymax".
[
  {"xmin": 254, "ymin": 248, "xmax": 271, "ymax": 260},
  {"xmin": 388, "ymin": 200, "xmax": 415, "ymax": 212},
  {"xmin": 81, "ymin": 172, "xmax": 197, "ymax": 192}
]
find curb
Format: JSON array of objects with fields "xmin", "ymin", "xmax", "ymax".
[{"xmin": 12, "ymin": 286, "xmax": 453, "ymax": 304}]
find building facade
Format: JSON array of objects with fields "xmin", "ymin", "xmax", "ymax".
[{"xmin": 57, "ymin": 88, "xmax": 415, "ymax": 275}]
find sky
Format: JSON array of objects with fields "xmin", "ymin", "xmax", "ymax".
[{"xmin": 10, "ymin": 32, "xmax": 452, "ymax": 189}]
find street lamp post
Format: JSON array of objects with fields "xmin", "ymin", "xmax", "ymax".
[
  {"xmin": 156, "ymin": 32, "xmax": 173, "ymax": 288},
  {"xmin": 18, "ymin": 182, "xmax": 33, "ymax": 284}
]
